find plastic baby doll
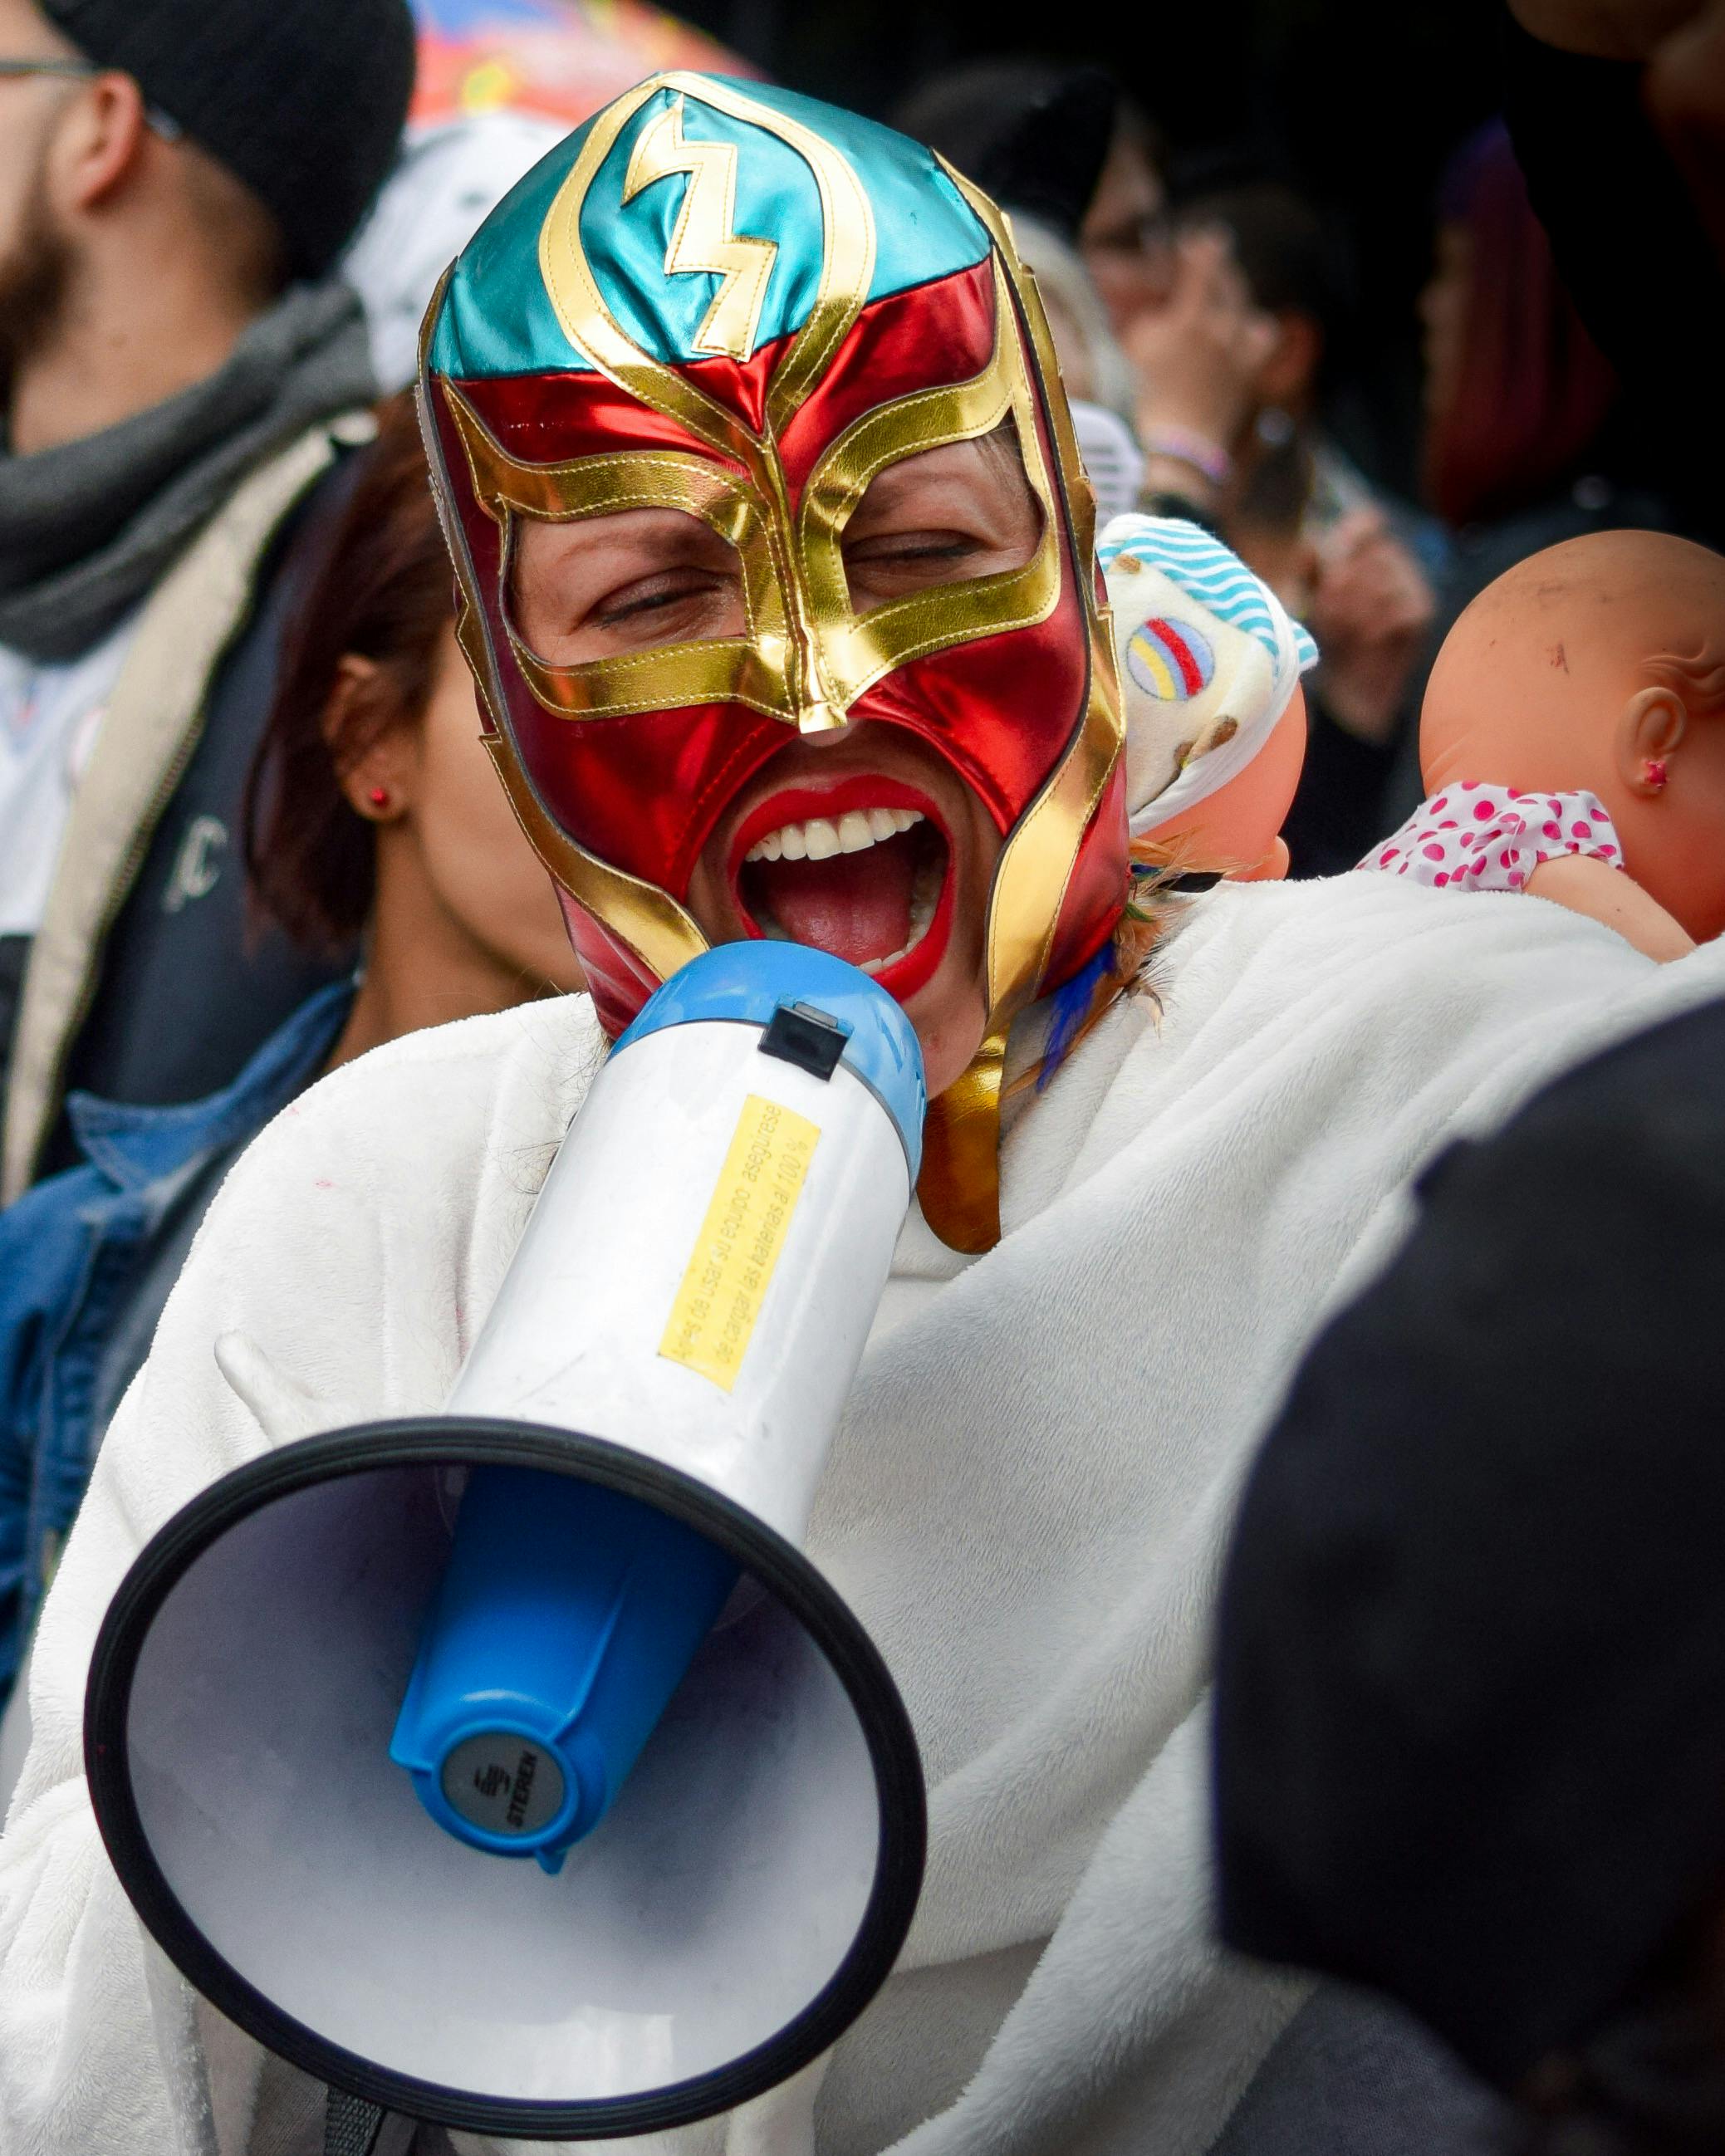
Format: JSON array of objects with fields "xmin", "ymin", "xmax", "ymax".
[
  {"xmin": 1100, "ymin": 517, "xmax": 1316, "ymax": 880},
  {"xmin": 1365, "ymin": 530, "xmax": 1725, "ymax": 960}
]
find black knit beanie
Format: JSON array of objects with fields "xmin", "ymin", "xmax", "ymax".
[{"xmin": 39, "ymin": 0, "xmax": 418, "ymax": 278}]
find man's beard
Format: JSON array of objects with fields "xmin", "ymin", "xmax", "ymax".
[{"xmin": 0, "ymin": 169, "xmax": 72, "ymax": 442}]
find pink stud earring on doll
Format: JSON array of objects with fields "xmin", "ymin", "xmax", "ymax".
[
  {"xmin": 1644, "ymin": 758, "xmax": 1669, "ymax": 791},
  {"xmin": 368, "ymin": 786, "xmax": 390, "ymax": 808}
]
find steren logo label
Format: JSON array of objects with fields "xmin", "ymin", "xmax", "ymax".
[
  {"xmin": 507, "ymin": 1748, "xmax": 537, "ymax": 1830},
  {"xmin": 469, "ymin": 1751, "xmax": 538, "ymax": 1828},
  {"xmin": 441, "ymin": 1732, "xmax": 565, "ymax": 1835}
]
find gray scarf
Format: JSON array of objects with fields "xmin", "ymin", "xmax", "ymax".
[{"xmin": 0, "ymin": 281, "xmax": 375, "ymax": 664}]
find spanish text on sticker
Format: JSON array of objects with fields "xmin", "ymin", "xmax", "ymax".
[{"xmin": 659, "ymin": 1094, "xmax": 821, "ymax": 1391}]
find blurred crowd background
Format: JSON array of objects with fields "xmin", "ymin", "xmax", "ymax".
[{"xmin": 689, "ymin": 0, "xmax": 1502, "ymax": 491}]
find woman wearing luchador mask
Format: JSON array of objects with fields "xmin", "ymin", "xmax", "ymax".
[{"xmin": 3, "ymin": 74, "xmax": 1725, "ymax": 2156}]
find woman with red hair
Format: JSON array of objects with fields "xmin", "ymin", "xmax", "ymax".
[{"xmin": 1421, "ymin": 120, "xmax": 1666, "ymax": 566}]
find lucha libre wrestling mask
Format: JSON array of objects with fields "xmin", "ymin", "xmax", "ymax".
[{"xmin": 420, "ymin": 73, "xmax": 1126, "ymax": 1248}]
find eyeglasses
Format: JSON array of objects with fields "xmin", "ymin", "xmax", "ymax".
[{"xmin": 0, "ymin": 57, "xmax": 182, "ymax": 140}]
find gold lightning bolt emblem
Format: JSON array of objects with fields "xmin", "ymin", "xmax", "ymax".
[{"xmin": 622, "ymin": 94, "xmax": 779, "ymax": 363}]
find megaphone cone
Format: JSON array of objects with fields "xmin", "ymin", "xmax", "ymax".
[{"xmin": 85, "ymin": 947, "xmax": 929, "ymax": 2139}]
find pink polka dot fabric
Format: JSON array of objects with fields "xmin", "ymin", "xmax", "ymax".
[{"xmin": 1360, "ymin": 783, "xmax": 1625, "ymax": 893}]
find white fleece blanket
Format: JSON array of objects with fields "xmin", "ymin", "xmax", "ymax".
[{"xmin": 6, "ymin": 874, "xmax": 1725, "ymax": 2156}]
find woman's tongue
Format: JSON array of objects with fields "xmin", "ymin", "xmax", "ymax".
[{"xmin": 752, "ymin": 838, "xmax": 916, "ymax": 968}]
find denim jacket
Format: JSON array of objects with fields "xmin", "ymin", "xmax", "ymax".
[{"xmin": 0, "ymin": 981, "xmax": 351, "ymax": 1701}]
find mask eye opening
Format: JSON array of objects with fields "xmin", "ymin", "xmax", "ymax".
[
  {"xmin": 501, "ymin": 504, "xmax": 757, "ymax": 674},
  {"xmin": 838, "ymin": 416, "xmax": 1047, "ymax": 622}
]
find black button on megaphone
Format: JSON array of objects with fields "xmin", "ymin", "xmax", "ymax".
[{"xmin": 85, "ymin": 945, "xmax": 929, "ymax": 2140}]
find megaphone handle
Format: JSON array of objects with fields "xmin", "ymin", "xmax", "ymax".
[{"xmin": 324, "ymin": 2091, "xmax": 416, "ymax": 2156}]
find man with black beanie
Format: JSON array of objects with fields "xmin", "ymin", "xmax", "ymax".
[{"xmin": 0, "ymin": 0, "xmax": 415, "ymax": 1202}]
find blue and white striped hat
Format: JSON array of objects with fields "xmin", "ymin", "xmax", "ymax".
[{"xmin": 1098, "ymin": 516, "xmax": 1320, "ymax": 839}]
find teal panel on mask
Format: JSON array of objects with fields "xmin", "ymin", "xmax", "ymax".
[{"xmin": 429, "ymin": 76, "xmax": 990, "ymax": 384}]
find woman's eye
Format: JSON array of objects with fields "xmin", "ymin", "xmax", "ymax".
[
  {"xmin": 592, "ymin": 571, "xmax": 728, "ymax": 628},
  {"xmin": 841, "ymin": 529, "xmax": 1007, "ymax": 612},
  {"xmin": 845, "ymin": 532, "xmax": 986, "ymax": 586}
]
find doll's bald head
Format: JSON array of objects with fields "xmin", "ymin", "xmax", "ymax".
[{"xmin": 1421, "ymin": 530, "xmax": 1725, "ymax": 939}]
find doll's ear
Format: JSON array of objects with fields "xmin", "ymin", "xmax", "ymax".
[{"xmin": 1617, "ymin": 684, "xmax": 1688, "ymax": 797}]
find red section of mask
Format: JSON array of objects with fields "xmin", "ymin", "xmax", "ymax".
[{"xmin": 553, "ymin": 889, "xmax": 664, "ymax": 1036}]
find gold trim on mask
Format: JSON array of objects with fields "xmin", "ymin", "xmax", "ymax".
[
  {"xmin": 537, "ymin": 73, "xmax": 877, "ymax": 459},
  {"xmin": 625, "ymin": 73, "xmax": 879, "ymax": 441},
  {"xmin": 915, "ymin": 1028, "xmax": 1008, "ymax": 1256},
  {"xmin": 914, "ymin": 169, "xmax": 1124, "ymax": 1253},
  {"xmin": 443, "ymin": 380, "xmax": 796, "ymax": 725},
  {"xmin": 537, "ymin": 81, "xmax": 757, "ymax": 467},
  {"xmin": 985, "ymin": 617, "xmax": 1124, "ymax": 1017},
  {"xmin": 482, "ymin": 735, "xmax": 708, "ymax": 986},
  {"xmin": 935, "ymin": 164, "xmax": 1124, "ymax": 1026},
  {"xmin": 796, "ymin": 260, "xmax": 1061, "ymax": 713},
  {"xmin": 622, "ymin": 94, "xmax": 779, "ymax": 363}
]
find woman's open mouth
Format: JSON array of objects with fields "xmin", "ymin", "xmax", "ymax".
[{"xmin": 728, "ymin": 777, "xmax": 956, "ymax": 1001}]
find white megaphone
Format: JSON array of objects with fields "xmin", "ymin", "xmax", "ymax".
[{"xmin": 84, "ymin": 943, "xmax": 929, "ymax": 2141}]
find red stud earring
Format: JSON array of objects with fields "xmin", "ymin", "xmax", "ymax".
[
  {"xmin": 1644, "ymin": 758, "xmax": 1669, "ymax": 791},
  {"xmin": 368, "ymin": 786, "xmax": 390, "ymax": 808}
]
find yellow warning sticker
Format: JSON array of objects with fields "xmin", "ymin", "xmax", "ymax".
[{"xmin": 659, "ymin": 1093, "xmax": 821, "ymax": 1392}]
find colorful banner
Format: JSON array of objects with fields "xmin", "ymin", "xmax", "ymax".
[{"xmin": 411, "ymin": 0, "xmax": 755, "ymax": 128}]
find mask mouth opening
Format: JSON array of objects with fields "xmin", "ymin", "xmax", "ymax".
[{"xmin": 736, "ymin": 809, "xmax": 949, "ymax": 982}]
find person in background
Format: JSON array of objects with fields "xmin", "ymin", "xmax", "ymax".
[
  {"xmin": 889, "ymin": 63, "xmax": 1150, "ymax": 520},
  {"xmin": 1421, "ymin": 120, "xmax": 1666, "ymax": 613},
  {"xmin": 1213, "ymin": 988, "xmax": 1725, "ymax": 2156},
  {"xmin": 1188, "ymin": 178, "xmax": 1440, "ymax": 875},
  {"xmin": 1369, "ymin": 117, "xmax": 1676, "ymax": 829},
  {"xmin": 1008, "ymin": 212, "xmax": 1149, "ymax": 523},
  {"xmin": 889, "ymin": 57, "xmax": 1173, "ymax": 325},
  {"xmin": 0, "ymin": 397, "xmax": 582, "ymax": 1793},
  {"xmin": 1504, "ymin": 0, "xmax": 1725, "ymax": 547},
  {"xmin": 893, "ymin": 59, "xmax": 1278, "ymax": 531},
  {"xmin": 0, "ymin": 0, "xmax": 414, "ymax": 1208}
]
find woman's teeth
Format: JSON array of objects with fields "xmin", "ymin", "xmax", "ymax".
[
  {"xmin": 740, "ymin": 804, "xmax": 946, "ymax": 974},
  {"xmin": 756, "ymin": 849, "xmax": 941, "ymax": 968},
  {"xmin": 744, "ymin": 806, "xmax": 924, "ymax": 864},
  {"xmin": 861, "ymin": 850, "xmax": 943, "ymax": 975}
]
